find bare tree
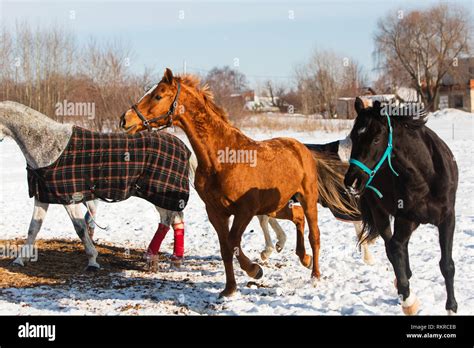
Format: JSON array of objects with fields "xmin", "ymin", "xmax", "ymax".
[
  {"xmin": 203, "ymin": 66, "xmax": 249, "ymax": 119},
  {"xmin": 295, "ymin": 49, "xmax": 366, "ymax": 117},
  {"xmin": 0, "ymin": 22, "xmax": 152, "ymax": 131},
  {"xmin": 374, "ymin": 3, "xmax": 471, "ymax": 110},
  {"xmin": 264, "ymin": 80, "xmax": 289, "ymax": 110}
]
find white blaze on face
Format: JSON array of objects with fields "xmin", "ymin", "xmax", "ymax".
[
  {"xmin": 357, "ymin": 127, "xmax": 367, "ymax": 135},
  {"xmin": 138, "ymin": 84, "xmax": 158, "ymax": 103}
]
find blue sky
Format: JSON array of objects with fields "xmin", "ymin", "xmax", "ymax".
[{"xmin": 1, "ymin": 0, "xmax": 472, "ymax": 87}]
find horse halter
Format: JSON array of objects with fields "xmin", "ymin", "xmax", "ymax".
[
  {"xmin": 349, "ymin": 111, "xmax": 399, "ymax": 199},
  {"xmin": 132, "ymin": 82, "xmax": 181, "ymax": 132}
]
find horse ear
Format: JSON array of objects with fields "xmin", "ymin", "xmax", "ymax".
[
  {"xmin": 163, "ymin": 68, "xmax": 174, "ymax": 84},
  {"xmin": 373, "ymin": 100, "xmax": 382, "ymax": 111},
  {"xmin": 354, "ymin": 97, "xmax": 365, "ymax": 114}
]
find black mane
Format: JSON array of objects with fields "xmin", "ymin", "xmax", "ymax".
[{"xmin": 368, "ymin": 102, "xmax": 429, "ymax": 130}]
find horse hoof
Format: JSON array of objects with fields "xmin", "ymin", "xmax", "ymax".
[
  {"xmin": 254, "ymin": 266, "xmax": 264, "ymax": 279},
  {"xmin": 219, "ymin": 287, "xmax": 237, "ymax": 298},
  {"xmin": 248, "ymin": 265, "xmax": 264, "ymax": 279},
  {"xmin": 402, "ymin": 295, "xmax": 420, "ymax": 316},
  {"xmin": 11, "ymin": 258, "xmax": 25, "ymax": 267},
  {"xmin": 363, "ymin": 254, "xmax": 375, "ymax": 265},
  {"xmin": 148, "ymin": 262, "xmax": 159, "ymax": 273},
  {"xmin": 85, "ymin": 265, "xmax": 100, "ymax": 272},
  {"xmin": 303, "ymin": 256, "xmax": 313, "ymax": 269},
  {"xmin": 260, "ymin": 251, "xmax": 269, "ymax": 261},
  {"xmin": 275, "ymin": 243, "xmax": 284, "ymax": 253},
  {"xmin": 447, "ymin": 309, "xmax": 456, "ymax": 316}
]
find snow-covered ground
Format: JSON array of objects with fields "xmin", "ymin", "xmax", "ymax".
[{"xmin": 0, "ymin": 109, "xmax": 473, "ymax": 315}]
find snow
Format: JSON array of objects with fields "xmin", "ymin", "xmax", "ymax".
[{"xmin": 0, "ymin": 109, "xmax": 473, "ymax": 315}]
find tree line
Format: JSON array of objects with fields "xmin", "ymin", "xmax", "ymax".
[{"xmin": 0, "ymin": 3, "xmax": 470, "ymax": 130}]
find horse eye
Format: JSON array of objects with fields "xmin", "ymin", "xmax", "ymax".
[
  {"xmin": 155, "ymin": 95, "xmax": 162, "ymax": 101},
  {"xmin": 373, "ymin": 137, "xmax": 380, "ymax": 145}
]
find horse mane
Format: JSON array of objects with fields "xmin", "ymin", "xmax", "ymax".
[
  {"xmin": 367, "ymin": 103, "xmax": 428, "ymax": 130},
  {"xmin": 389, "ymin": 105, "xmax": 428, "ymax": 130},
  {"xmin": 175, "ymin": 74, "xmax": 230, "ymax": 123}
]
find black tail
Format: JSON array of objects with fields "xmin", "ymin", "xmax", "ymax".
[{"xmin": 358, "ymin": 197, "xmax": 380, "ymax": 244}]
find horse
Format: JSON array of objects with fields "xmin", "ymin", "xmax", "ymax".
[
  {"xmin": 120, "ymin": 68, "xmax": 359, "ymax": 297},
  {"xmin": 0, "ymin": 101, "xmax": 191, "ymax": 271},
  {"xmin": 344, "ymin": 97, "xmax": 458, "ymax": 315},
  {"xmin": 260, "ymin": 137, "xmax": 375, "ymax": 265}
]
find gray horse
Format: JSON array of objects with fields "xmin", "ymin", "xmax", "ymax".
[{"xmin": 0, "ymin": 101, "xmax": 191, "ymax": 270}]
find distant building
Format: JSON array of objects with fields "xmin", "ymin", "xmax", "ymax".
[
  {"xmin": 336, "ymin": 97, "xmax": 357, "ymax": 119},
  {"xmin": 244, "ymin": 94, "xmax": 280, "ymax": 113},
  {"xmin": 439, "ymin": 57, "xmax": 474, "ymax": 113}
]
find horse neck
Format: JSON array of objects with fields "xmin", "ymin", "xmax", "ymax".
[
  {"xmin": 0, "ymin": 101, "xmax": 73, "ymax": 168},
  {"xmin": 178, "ymin": 103, "xmax": 247, "ymax": 173},
  {"xmin": 391, "ymin": 125, "xmax": 435, "ymax": 188}
]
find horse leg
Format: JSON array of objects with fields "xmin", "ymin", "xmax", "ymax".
[
  {"xmin": 64, "ymin": 204, "xmax": 100, "ymax": 270},
  {"xmin": 170, "ymin": 211, "xmax": 185, "ymax": 266},
  {"xmin": 297, "ymin": 189, "xmax": 321, "ymax": 279},
  {"xmin": 391, "ymin": 217, "xmax": 418, "ymax": 315},
  {"xmin": 438, "ymin": 212, "xmax": 457, "ymax": 314},
  {"xmin": 84, "ymin": 200, "xmax": 99, "ymax": 239},
  {"xmin": 273, "ymin": 204, "xmax": 310, "ymax": 268},
  {"xmin": 144, "ymin": 207, "xmax": 175, "ymax": 270},
  {"xmin": 154, "ymin": 208, "xmax": 185, "ymax": 260},
  {"xmin": 206, "ymin": 206, "xmax": 235, "ymax": 297},
  {"xmin": 354, "ymin": 221, "xmax": 375, "ymax": 265},
  {"xmin": 257, "ymin": 215, "xmax": 274, "ymax": 261},
  {"xmin": 269, "ymin": 217, "xmax": 287, "ymax": 252},
  {"xmin": 228, "ymin": 212, "xmax": 263, "ymax": 280},
  {"xmin": 13, "ymin": 198, "xmax": 49, "ymax": 266}
]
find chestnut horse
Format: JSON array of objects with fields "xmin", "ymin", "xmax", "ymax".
[{"xmin": 120, "ymin": 69, "xmax": 358, "ymax": 296}]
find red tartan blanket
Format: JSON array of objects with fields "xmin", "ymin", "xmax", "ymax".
[{"xmin": 27, "ymin": 126, "xmax": 191, "ymax": 211}]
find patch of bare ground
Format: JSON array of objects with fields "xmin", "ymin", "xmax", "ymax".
[{"xmin": 0, "ymin": 239, "xmax": 146, "ymax": 289}]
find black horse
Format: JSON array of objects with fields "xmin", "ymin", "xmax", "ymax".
[{"xmin": 344, "ymin": 98, "xmax": 458, "ymax": 315}]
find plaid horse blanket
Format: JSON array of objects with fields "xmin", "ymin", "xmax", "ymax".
[{"xmin": 27, "ymin": 126, "xmax": 191, "ymax": 211}]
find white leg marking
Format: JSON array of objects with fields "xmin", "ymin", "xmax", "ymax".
[
  {"xmin": 353, "ymin": 221, "xmax": 375, "ymax": 265},
  {"xmin": 401, "ymin": 292, "xmax": 420, "ymax": 315},
  {"xmin": 269, "ymin": 217, "xmax": 286, "ymax": 252},
  {"xmin": 401, "ymin": 292, "xmax": 418, "ymax": 308},
  {"xmin": 257, "ymin": 215, "xmax": 274, "ymax": 260},
  {"xmin": 156, "ymin": 207, "xmax": 176, "ymax": 226},
  {"xmin": 13, "ymin": 198, "xmax": 49, "ymax": 266},
  {"xmin": 64, "ymin": 204, "xmax": 99, "ymax": 268}
]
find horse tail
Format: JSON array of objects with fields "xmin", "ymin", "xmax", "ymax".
[
  {"xmin": 358, "ymin": 198, "xmax": 380, "ymax": 244},
  {"xmin": 312, "ymin": 152, "xmax": 360, "ymax": 219}
]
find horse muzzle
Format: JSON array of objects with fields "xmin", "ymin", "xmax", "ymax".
[{"xmin": 344, "ymin": 166, "xmax": 366, "ymax": 196}]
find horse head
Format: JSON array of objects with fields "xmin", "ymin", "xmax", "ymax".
[
  {"xmin": 120, "ymin": 68, "xmax": 181, "ymax": 134},
  {"xmin": 344, "ymin": 98, "xmax": 390, "ymax": 195}
]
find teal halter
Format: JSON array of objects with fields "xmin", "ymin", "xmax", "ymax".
[{"xmin": 349, "ymin": 112, "xmax": 399, "ymax": 198}]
